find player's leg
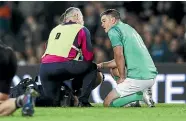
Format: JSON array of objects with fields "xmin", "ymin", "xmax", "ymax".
[
  {"xmin": 39, "ymin": 63, "xmax": 63, "ymax": 106},
  {"xmin": 40, "ymin": 61, "xmax": 97, "ymax": 107},
  {"xmin": 104, "ymin": 79, "xmax": 143, "ymax": 107},
  {"xmin": 70, "ymin": 71, "xmax": 104, "ymax": 106},
  {"xmin": 110, "ymin": 92, "xmax": 143, "ymax": 107},
  {"xmin": 63, "ymin": 61, "xmax": 97, "ymax": 107},
  {"xmin": 0, "ymin": 88, "xmax": 38, "ymax": 116},
  {"xmin": 70, "ymin": 71, "xmax": 103, "ymax": 103},
  {"xmin": 110, "ymin": 68, "xmax": 141, "ymax": 107},
  {"xmin": 110, "ymin": 67, "xmax": 155, "ymax": 107},
  {"xmin": 0, "ymin": 98, "xmax": 17, "ymax": 116},
  {"xmin": 125, "ymin": 78, "xmax": 155, "ymax": 107},
  {"xmin": 72, "ymin": 71, "xmax": 104, "ymax": 92},
  {"xmin": 103, "ymin": 88, "xmax": 120, "ymax": 107},
  {"xmin": 104, "ymin": 89, "xmax": 142, "ymax": 107}
]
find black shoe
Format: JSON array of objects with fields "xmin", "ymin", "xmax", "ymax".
[
  {"xmin": 60, "ymin": 95, "xmax": 71, "ymax": 107},
  {"xmin": 78, "ymin": 102, "xmax": 93, "ymax": 107},
  {"xmin": 129, "ymin": 101, "xmax": 141, "ymax": 107},
  {"xmin": 60, "ymin": 89, "xmax": 76, "ymax": 107}
]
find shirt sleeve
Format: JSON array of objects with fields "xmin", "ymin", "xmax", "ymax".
[
  {"xmin": 108, "ymin": 28, "xmax": 123, "ymax": 47},
  {"xmin": 75, "ymin": 27, "xmax": 94, "ymax": 61}
]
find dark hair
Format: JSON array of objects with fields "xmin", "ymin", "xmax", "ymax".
[
  {"xmin": 100, "ymin": 9, "xmax": 120, "ymax": 20},
  {"xmin": 60, "ymin": 7, "xmax": 80, "ymax": 23}
]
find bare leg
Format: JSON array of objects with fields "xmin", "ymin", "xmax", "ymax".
[
  {"xmin": 103, "ymin": 68, "xmax": 120, "ymax": 107},
  {"xmin": 104, "ymin": 89, "xmax": 120, "ymax": 107},
  {"xmin": 0, "ymin": 98, "xmax": 16, "ymax": 116},
  {"xmin": 109, "ymin": 68, "xmax": 141, "ymax": 107}
]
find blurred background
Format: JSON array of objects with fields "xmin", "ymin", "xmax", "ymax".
[{"xmin": 0, "ymin": 1, "xmax": 186, "ymax": 66}]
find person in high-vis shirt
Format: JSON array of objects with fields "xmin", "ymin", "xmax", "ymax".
[
  {"xmin": 40, "ymin": 7, "xmax": 97, "ymax": 107},
  {"xmin": 97, "ymin": 9, "xmax": 158, "ymax": 107}
]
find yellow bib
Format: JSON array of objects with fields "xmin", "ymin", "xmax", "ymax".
[{"xmin": 42, "ymin": 24, "xmax": 83, "ymax": 60}]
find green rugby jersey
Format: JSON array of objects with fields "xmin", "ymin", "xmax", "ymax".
[{"xmin": 108, "ymin": 21, "xmax": 158, "ymax": 80}]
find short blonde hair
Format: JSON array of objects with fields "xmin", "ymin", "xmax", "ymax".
[{"xmin": 60, "ymin": 7, "xmax": 81, "ymax": 23}]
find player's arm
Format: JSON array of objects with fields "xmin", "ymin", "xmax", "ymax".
[
  {"xmin": 70, "ymin": 27, "xmax": 93, "ymax": 61},
  {"xmin": 108, "ymin": 28, "xmax": 125, "ymax": 80},
  {"xmin": 79, "ymin": 27, "xmax": 94, "ymax": 61},
  {"xmin": 98, "ymin": 59, "xmax": 117, "ymax": 69},
  {"xmin": 113, "ymin": 46, "xmax": 125, "ymax": 79}
]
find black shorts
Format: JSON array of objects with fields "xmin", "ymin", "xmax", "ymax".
[{"xmin": 0, "ymin": 45, "xmax": 17, "ymax": 94}]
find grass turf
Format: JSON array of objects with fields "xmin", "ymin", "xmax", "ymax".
[{"xmin": 1, "ymin": 104, "xmax": 186, "ymax": 121}]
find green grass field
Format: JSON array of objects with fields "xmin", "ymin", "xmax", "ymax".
[{"xmin": 1, "ymin": 104, "xmax": 186, "ymax": 121}]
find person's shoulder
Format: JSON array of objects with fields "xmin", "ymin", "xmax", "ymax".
[
  {"xmin": 108, "ymin": 26, "xmax": 120, "ymax": 36},
  {"xmin": 50, "ymin": 24, "xmax": 61, "ymax": 32},
  {"xmin": 81, "ymin": 26, "xmax": 89, "ymax": 31},
  {"xmin": 124, "ymin": 23, "xmax": 134, "ymax": 30},
  {"xmin": 71, "ymin": 24, "xmax": 85, "ymax": 29},
  {"xmin": 79, "ymin": 26, "xmax": 90, "ymax": 34}
]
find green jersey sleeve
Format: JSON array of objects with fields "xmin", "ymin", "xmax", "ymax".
[{"xmin": 108, "ymin": 28, "xmax": 123, "ymax": 47}]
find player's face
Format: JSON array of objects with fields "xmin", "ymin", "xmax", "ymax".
[{"xmin": 101, "ymin": 15, "xmax": 114, "ymax": 33}]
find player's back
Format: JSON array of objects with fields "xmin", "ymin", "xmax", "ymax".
[
  {"xmin": 46, "ymin": 24, "xmax": 82, "ymax": 56},
  {"xmin": 42, "ymin": 23, "xmax": 83, "ymax": 62},
  {"xmin": 0, "ymin": 42, "xmax": 17, "ymax": 95},
  {"xmin": 113, "ymin": 21, "xmax": 158, "ymax": 80}
]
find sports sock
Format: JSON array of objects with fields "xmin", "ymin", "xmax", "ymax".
[
  {"xmin": 15, "ymin": 95, "xmax": 24, "ymax": 108},
  {"xmin": 110, "ymin": 92, "xmax": 143, "ymax": 107}
]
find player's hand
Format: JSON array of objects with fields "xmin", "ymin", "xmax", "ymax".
[
  {"xmin": 97, "ymin": 63, "xmax": 103, "ymax": 69},
  {"xmin": 117, "ymin": 78, "xmax": 125, "ymax": 84}
]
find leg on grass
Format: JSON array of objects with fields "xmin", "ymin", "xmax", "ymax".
[
  {"xmin": 104, "ymin": 89, "xmax": 120, "ymax": 107},
  {"xmin": 0, "ymin": 98, "xmax": 16, "ymax": 116},
  {"xmin": 110, "ymin": 92, "xmax": 143, "ymax": 107},
  {"xmin": 103, "ymin": 87, "xmax": 143, "ymax": 107}
]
